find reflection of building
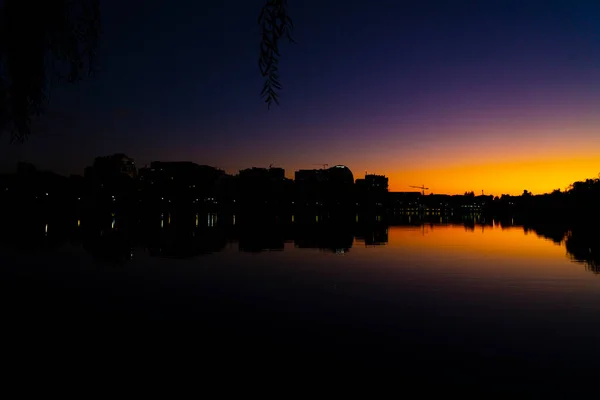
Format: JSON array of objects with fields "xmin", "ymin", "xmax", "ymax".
[
  {"xmin": 294, "ymin": 225, "xmax": 354, "ymax": 253},
  {"xmin": 356, "ymin": 224, "xmax": 389, "ymax": 246},
  {"xmin": 237, "ymin": 227, "xmax": 285, "ymax": 252}
]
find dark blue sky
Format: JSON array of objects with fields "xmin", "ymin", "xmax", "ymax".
[{"xmin": 2, "ymin": 0, "xmax": 600, "ymax": 193}]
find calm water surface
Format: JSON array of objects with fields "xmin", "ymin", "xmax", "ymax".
[{"xmin": 3, "ymin": 219, "xmax": 600, "ymax": 392}]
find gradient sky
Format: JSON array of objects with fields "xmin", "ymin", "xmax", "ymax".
[{"xmin": 1, "ymin": 0, "xmax": 599, "ymax": 194}]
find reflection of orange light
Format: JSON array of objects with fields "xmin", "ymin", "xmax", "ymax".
[
  {"xmin": 344, "ymin": 224, "xmax": 600, "ymax": 294},
  {"xmin": 387, "ymin": 224, "xmax": 562, "ymax": 259},
  {"xmin": 376, "ymin": 225, "xmax": 575, "ymax": 279}
]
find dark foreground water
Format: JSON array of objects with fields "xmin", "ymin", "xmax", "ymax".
[{"xmin": 2, "ymin": 215, "xmax": 600, "ymax": 394}]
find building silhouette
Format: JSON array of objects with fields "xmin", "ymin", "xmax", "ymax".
[
  {"xmin": 295, "ymin": 165, "xmax": 355, "ymax": 210},
  {"xmin": 86, "ymin": 153, "xmax": 137, "ymax": 180},
  {"xmin": 138, "ymin": 161, "xmax": 225, "ymax": 209},
  {"xmin": 388, "ymin": 192, "xmax": 422, "ymax": 211},
  {"xmin": 83, "ymin": 154, "xmax": 138, "ymax": 209},
  {"xmin": 356, "ymin": 173, "xmax": 389, "ymax": 211},
  {"xmin": 237, "ymin": 166, "xmax": 292, "ymax": 210}
]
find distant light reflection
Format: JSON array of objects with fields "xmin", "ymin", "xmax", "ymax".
[{"xmin": 208, "ymin": 213, "xmax": 216, "ymax": 227}]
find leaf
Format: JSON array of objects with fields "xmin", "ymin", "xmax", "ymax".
[
  {"xmin": 285, "ymin": 16, "xmax": 294, "ymax": 28},
  {"xmin": 261, "ymin": 83, "xmax": 271, "ymax": 95},
  {"xmin": 286, "ymin": 34, "xmax": 296, "ymax": 44},
  {"xmin": 271, "ymin": 44, "xmax": 280, "ymax": 57}
]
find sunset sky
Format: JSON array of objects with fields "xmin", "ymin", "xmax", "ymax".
[{"xmin": 1, "ymin": 0, "xmax": 599, "ymax": 195}]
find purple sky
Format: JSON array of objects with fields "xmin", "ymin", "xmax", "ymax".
[{"xmin": 1, "ymin": 0, "xmax": 599, "ymax": 193}]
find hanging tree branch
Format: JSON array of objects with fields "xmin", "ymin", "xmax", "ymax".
[
  {"xmin": 0, "ymin": 0, "xmax": 100, "ymax": 143},
  {"xmin": 258, "ymin": 0, "xmax": 295, "ymax": 109}
]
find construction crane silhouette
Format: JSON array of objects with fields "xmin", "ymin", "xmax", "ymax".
[
  {"xmin": 409, "ymin": 185, "xmax": 429, "ymax": 196},
  {"xmin": 313, "ymin": 164, "xmax": 329, "ymax": 169}
]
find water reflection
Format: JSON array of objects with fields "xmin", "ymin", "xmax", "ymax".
[
  {"xmin": 523, "ymin": 222, "xmax": 599, "ymax": 273},
  {"xmin": 207, "ymin": 213, "xmax": 216, "ymax": 227},
  {"xmin": 355, "ymin": 225, "xmax": 388, "ymax": 246},
  {"xmin": 82, "ymin": 212, "xmax": 132, "ymax": 264},
  {"xmin": 238, "ymin": 226, "xmax": 286, "ymax": 253},
  {"xmin": 1, "ymin": 211, "xmax": 598, "ymax": 274},
  {"xmin": 566, "ymin": 227, "xmax": 600, "ymax": 274},
  {"xmin": 294, "ymin": 224, "xmax": 354, "ymax": 253}
]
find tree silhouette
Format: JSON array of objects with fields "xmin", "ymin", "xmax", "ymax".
[{"xmin": 0, "ymin": 0, "xmax": 100, "ymax": 143}]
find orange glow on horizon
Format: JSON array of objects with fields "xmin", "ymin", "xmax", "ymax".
[
  {"xmin": 252, "ymin": 118, "xmax": 600, "ymax": 197},
  {"xmin": 306, "ymin": 117, "xmax": 600, "ymax": 196},
  {"xmin": 386, "ymin": 156, "xmax": 600, "ymax": 195}
]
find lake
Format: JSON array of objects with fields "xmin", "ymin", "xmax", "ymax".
[{"xmin": 2, "ymin": 214, "xmax": 599, "ymax": 394}]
